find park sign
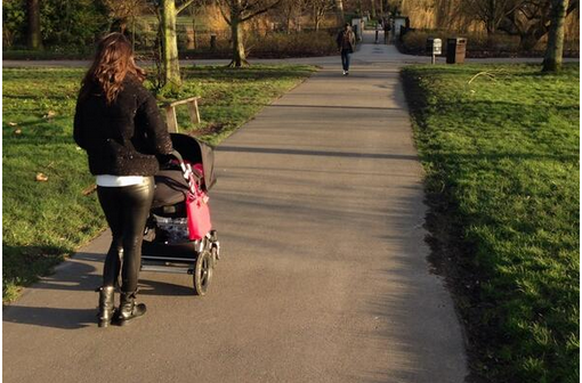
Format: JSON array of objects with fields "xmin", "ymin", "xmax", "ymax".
[
  {"xmin": 426, "ymin": 37, "xmax": 442, "ymax": 64},
  {"xmin": 426, "ymin": 37, "xmax": 442, "ymax": 55}
]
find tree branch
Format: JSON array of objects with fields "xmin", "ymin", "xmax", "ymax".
[
  {"xmin": 217, "ymin": 2, "xmax": 232, "ymax": 25},
  {"xmin": 177, "ymin": 0, "xmax": 197, "ymax": 15},
  {"xmin": 567, "ymin": 0, "xmax": 579, "ymax": 14},
  {"xmin": 241, "ymin": 0, "xmax": 283, "ymax": 22}
]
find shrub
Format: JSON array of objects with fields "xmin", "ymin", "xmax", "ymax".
[
  {"xmin": 175, "ymin": 30, "xmax": 338, "ymax": 59},
  {"xmin": 400, "ymin": 29, "xmax": 579, "ymax": 58},
  {"xmin": 2, "ymin": 0, "xmax": 26, "ymax": 48},
  {"xmin": 246, "ymin": 30, "xmax": 337, "ymax": 58},
  {"xmin": 2, "ymin": 0, "xmax": 108, "ymax": 50}
]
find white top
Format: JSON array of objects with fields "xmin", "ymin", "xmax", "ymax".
[{"xmin": 96, "ymin": 174, "xmax": 145, "ymax": 187}]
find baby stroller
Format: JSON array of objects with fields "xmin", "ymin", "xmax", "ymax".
[{"xmin": 141, "ymin": 133, "xmax": 220, "ymax": 296}]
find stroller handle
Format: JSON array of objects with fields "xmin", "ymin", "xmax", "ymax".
[
  {"xmin": 170, "ymin": 150, "xmax": 188, "ymax": 174},
  {"xmin": 170, "ymin": 150, "xmax": 184, "ymax": 164}
]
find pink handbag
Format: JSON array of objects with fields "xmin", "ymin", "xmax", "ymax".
[
  {"xmin": 186, "ymin": 186, "xmax": 212, "ymax": 240},
  {"xmin": 185, "ymin": 163, "xmax": 212, "ymax": 240}
]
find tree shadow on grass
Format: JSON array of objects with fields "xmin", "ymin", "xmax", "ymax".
[{"xmin": 182, "ymin": 66, "xmax": 315, "ymax": 82}]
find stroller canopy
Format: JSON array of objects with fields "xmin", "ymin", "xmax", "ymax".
[
  {"xmin": 151, "ymin": 134, "xmax": 216, "ymax": 209},
  {"xmin": 170, "ymin": 133, "xmax": 216, "ymax": 190}
]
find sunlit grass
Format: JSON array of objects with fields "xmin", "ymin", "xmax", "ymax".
[{"xmin": 402, "ymin": 63, "xmax": 579, "ymax": 383}]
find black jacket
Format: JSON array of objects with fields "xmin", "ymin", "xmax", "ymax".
[
  {"xmin": 336, "ymin": 29, "xmax": 356, "ymax": 53},
  {"xmin": 74, "ymin": 77, "xmax": 173, "ymax": 176}
]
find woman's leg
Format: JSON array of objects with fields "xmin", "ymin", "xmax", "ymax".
[
  {"xmin": 345, "ymin": 52, "xmax": 351, "ymax": 72},
  {"xmin": 97, "ymin": 177, "xmax": 154, "ymax": 290},
  {"xmin": 118, "ymin": 177, "xmax": 154, "ymax": 293},
  {"xmin": 97, "ymin": 188, "xmax": 124, "ymax": 287},
  {"xmin": 96, "ymin": 186, "xmax": 127, "ymax": 327}
]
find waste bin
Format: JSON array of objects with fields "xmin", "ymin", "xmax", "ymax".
[
  {"xmin": 446, "ymin": 37, "xmax": 467, "ymax": 64},
  {"xmin": 210, "ymin": 35, "xmax": 217, "ymax": 51}
]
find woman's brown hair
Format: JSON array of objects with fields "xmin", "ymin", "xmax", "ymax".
[{"xmin": 79, "ymin": 33, "xmax": 146, "ymax": 104}]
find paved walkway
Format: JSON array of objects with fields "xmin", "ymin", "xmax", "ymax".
[{"xmin": 3, "ymin": 32, "xmax": 468, "ymax": 382}]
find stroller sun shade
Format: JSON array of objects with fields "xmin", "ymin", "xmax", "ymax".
[{"xmin": 170, "ymin": 133, "xmax": 216, "ymax": 191}]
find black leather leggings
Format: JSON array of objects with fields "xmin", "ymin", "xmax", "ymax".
[{"xmin": 97, "ymin": 177, "xmax": 154, "ymax": 292}]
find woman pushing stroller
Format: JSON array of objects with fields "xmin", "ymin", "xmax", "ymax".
[{"xmin": 74, "ymin": 33, "xmax": 173, "ymax": 327}]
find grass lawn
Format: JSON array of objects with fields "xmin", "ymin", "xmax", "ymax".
[
  {"xmin": 2, "ymin": 64, "xmax": 316, "ymax": 302},
  {"xmin": 402, "ymin": 63, "xmax": 579, "ymax": 382}
]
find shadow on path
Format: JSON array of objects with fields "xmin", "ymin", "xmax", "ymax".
[{"xmin": 218, "ymin": 145, "xmax": 418, "ymax": 161}]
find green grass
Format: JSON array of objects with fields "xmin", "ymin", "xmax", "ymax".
[
  {"xmin": 2, "ymin": 64, "xmax": 316, "ymax": 301},
  {"xmin": 402, "ymin": 63, "xmax": 579, "ymax": 383}
]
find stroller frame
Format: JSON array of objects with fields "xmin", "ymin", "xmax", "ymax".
[{"xmin": 140, "ymin": 134, "xmax": 219, "ymax": 296}]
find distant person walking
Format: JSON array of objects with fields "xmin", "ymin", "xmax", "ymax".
[
  {"xmin": 336, "ymin": 23, "xmax": 356, "ymax": 76},
  {"xmin": 375, "ymin": 20, "xmax": 383, "ymax": 44}
]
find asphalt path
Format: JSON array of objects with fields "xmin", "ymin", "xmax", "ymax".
[{"xmin": 3, "ymin": 32, "xmax": 468, "ymax": 382}]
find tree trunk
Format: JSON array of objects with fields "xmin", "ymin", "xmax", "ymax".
[
  {"xmin": 518, "ymin": 25, "xmax": 548, "ymax": 52},
  {"xmin": 161, "ymin": 0, "xmax": 182, "ymax": 88},
  {"xmin": 335, "ymin": 0, "xmax": 345, "ymax": 26},
  {"xmin": 371, "ymin": 0, "xmax": 376, "ymax": 18},
  {"xmin": 285, "ymin": 6, "xmax": 293, "ymax": 34},
  {"xmin": 543, "ymin": 0, "xmax": 569, "ymax": 72},
  {"xmin": 314, "ymin": 7, "xmax": 321, "ymax": 31},
  {"xmin": 229, "ymin": 12, "xmax": 248, "ymax": 67},
  {"xmin": 27, "ymin": 0, "xmax": 42, "ymax": 50},
  {"xmin": 486, "ymin": 16, "xmax": 496, "ymax": 36}
]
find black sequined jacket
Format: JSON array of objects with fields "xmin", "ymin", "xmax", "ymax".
[{"xmin": 73, "ymin": 77, "xmax": 173, "ymax": 176}]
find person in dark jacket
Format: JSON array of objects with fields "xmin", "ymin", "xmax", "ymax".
[
  {"xmin": 336, "ymin": 23, "xmax": 356, "ymax": 76},
  {"xmin": 74, "ymin": 32, "xmax": 173, "ymax": 327}
]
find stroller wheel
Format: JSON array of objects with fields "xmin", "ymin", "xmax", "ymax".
[{"xmin": 193, "ymin": 250, "xmax": 213, "ymax": 296}]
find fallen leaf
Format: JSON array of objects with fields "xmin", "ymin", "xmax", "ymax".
[
  {"xmin": 14, "ymin": 129, "xmax": 22, "ymax": 135},
  {"xmin": 43, "ymin": 111, "xmax": 57, "ymax": 119},
  {"xmin": 35, "ymin": 173, "xmax": 49, "ymax": 182},
  {"xmin": 82, "ymin": 184, "xmax": 97, "ymax": 196},
  {"xmin": 8, "ymin": 122, "xmax": 18, "ymax": 127}
]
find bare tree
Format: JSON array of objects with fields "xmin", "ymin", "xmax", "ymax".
[
  {"xmin": 543, "ymin": 0, "xmax": 570, "ymax": 71},
  {"xmin": 335, "ymin": 0, "xmax": 345, "ymax": 25},
  {"xmin": 312, "ymin": 0, "xmax": 335, "ymax": 30},
  {"xmin": 277, "ymin": 0, "xmax": 306, "ymax": 33},
  {"xmin": 498, "ymin": 0, "xmax": 578, "ymax": 51},
  {"xmin": 466, "ymin": 0, "xmax": 526, "ymax": 35},
  {"xmin": 103, "ymin": 0, "xmax": 147, "ymax": 34},
  {"xmin": 217, "ymin": 0, "xmax": 283, "ymax": 67}
]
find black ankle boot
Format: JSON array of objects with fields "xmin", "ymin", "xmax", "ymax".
[
  {"xmin": 96, "ymin": 286, "xmax": 115, "ymax": 328},
  {"xmin": 114, "ymin": 291, "xmax": 146, "ymax": 326}
]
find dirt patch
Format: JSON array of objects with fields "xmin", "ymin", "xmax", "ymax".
[{"xmin": 191, "ymin": 122, "xmax": 225, "ymax": 137}]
